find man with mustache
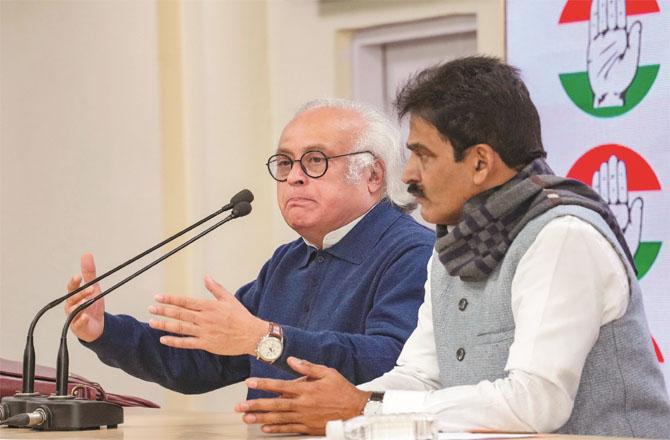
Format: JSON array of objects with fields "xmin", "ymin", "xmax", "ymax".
[
  {"xmin": 235, "ymin": 57, "xmax": 670, "ymax": 437},
  {"xmin": 64, "ymin": 99, "xmax": 434, "ymax": 399}
]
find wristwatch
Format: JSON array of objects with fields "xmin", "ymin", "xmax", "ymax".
[
  {"xmin": 255, "ymin": 322, "xmax": 284, "ymax": 364},
  {"xmin": 363, "ymin": 391, "xmax": 385, "ymax": 416}
]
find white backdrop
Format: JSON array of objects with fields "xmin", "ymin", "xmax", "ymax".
[{"xmin": 507, "ymin": 0, "xmax": 670, "ymax": 393}]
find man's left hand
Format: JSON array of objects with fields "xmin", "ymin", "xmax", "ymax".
[
  {"xmin": 234, "ymin": 356, "xmax": 371, "ymax": 435},
  {"xmin": 148, "ymin": 275, "xmax": 267, "ymax": 356}
]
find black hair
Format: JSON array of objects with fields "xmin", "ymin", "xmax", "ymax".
[{"xmin": 395, "ymin": 56, "xmax": 546, "ymax": 168}]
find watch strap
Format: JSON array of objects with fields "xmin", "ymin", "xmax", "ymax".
[
  {"xmin": 368, "ymin": 391, "xmax": 385, "ymax": 402},
  {"xmin": 268, "ymin": 322, "xmax": 283, "ymax": 341},
  {"xmin": 255, "ymin": 322, "xmax": 284, "ymax": 364}
]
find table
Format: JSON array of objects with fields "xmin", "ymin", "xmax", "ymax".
[{"xmin": 0, "ymin": 408, "xmax": 640, "ymax": 439}]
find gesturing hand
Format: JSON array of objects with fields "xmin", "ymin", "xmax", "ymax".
[
  {"xmin": 592, "ymin": 155, "xmax": 643, "ymax": 254},
  {"xmin": 587, "ymin": 0, "xmax": 642, "ymax": 108},
  {"xmin": 64, "ymin": 253, "xmax": 105, "ymax": 343},
  {"xmin": 148, "ymin": 275, "xmax": 267, "ymax": 356},
  {"xmin": 234, "ymin": 357, "xmax": 370, "ymax": 436}
]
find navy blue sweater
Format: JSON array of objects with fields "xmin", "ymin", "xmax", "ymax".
[{"xmin": 84, "ymin": 201, "xmax": 434, "ymax": 398}]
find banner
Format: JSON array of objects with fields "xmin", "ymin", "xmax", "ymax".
[{"xmin": 507, "ymin": 0, "xmax": 669, "ymax": 393}]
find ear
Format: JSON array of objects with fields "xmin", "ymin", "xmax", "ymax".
[
  {"xmin": 468, "ymin": 144, "xmax": 497, "ymax": 186},
  {"xmin": 366, "ymin": 159, "xmax": 385, "ymax": 194}
]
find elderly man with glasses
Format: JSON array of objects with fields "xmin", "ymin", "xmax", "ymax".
[{"xmin": 64, "ymin": 99, "xmax": 434, "ymax": 399}]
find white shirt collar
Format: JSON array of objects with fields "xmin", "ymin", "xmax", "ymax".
[{"xmin": 303, "ymin": 202, "xmax": 379, "ymax": 250}]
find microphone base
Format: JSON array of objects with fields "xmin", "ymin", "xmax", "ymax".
[
  {"xmin": 1, "ymin": 394, "xmax": 48, "ymax": 425},
  {"xmin": 24, "ymin": 398, "xmax": 123, "ymax": 430}
]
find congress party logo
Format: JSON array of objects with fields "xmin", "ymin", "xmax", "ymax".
[
  {"xmin": 567, "ymin": 144, "xmax": 665, "ymax": 363},
  {"xmin": 566, "ymin": 144, "xmax": 661, "ymax": 279},
  {"xmin": 558, "ymin": 0, "xmax": 660, "ymax": 117}
]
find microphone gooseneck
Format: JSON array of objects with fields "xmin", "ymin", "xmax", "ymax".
[
  {"xmin": 18, "ymin": 190, "xmax": 252, "ymax": 395},
  {"xmin": 55, "ymin": 199, "xmax": 253, "ymax": 396}
]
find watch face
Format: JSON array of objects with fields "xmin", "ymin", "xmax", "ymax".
[{"xmin": 258, "ymin": 336, "xmax": 283, "ymax": 361}]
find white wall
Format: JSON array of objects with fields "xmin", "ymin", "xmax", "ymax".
[
  {"xmin": 172, "ymin": 0, "xmax": 274, "ymax": 411},
  {"xmin": 0, "ymin": 0, "xmax": 167, "ymax": 404},
  {"xmin": 1, "ymin": 0, "xmax": 504, "ymax": 412}
]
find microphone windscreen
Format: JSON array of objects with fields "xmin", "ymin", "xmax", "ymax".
[
  {"xmin": 230, "ymin": 189, "xmax": 254, "ymax": 205},
  {"xmin": 232, "ymin": 201, "xmax": 252, "ymax": 217}
]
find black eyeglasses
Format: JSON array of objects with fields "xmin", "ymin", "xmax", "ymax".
[{"xmin": 265, "ymin": 150, "xmax": 374, "ymax": 182}]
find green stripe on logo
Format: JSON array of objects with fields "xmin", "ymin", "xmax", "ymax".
[
  {"xmin": 634, "ymin": 241, "xmax": 662, "ymax": 280},
  {"xmin": 559, "ymin": 65, "xmax": 660, "ymax": 117}
]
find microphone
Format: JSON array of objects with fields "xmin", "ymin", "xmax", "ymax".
[
  {"xmin": 224, "ymin": 189, "xmax": 254, "ymax": 210},
  {"xmin": 19, "ymin": 189, "xmax": 251, "ymax": 395},
  {"xmin": 232, "ymin": 200, "xmax": 252, "ymax": 217},
  {"xmin": 23, "ymin": 200, "xmax": 253, "ymax": 431},
  {"xmin": 55, "ymin": 200, "xmax": 252, "ymax": 396},
  {"xmin": 0, "ymin": 191, "xmax": 253, "ymax": 428}
]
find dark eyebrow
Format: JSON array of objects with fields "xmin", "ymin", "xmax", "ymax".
[{"xmin": 406, "ymin": 142, "xmax": 431, "ymax": 154}]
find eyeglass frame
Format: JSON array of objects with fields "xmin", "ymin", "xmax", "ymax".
[{"xmin": 265, "ymin": 149, "xmax": 374, "ymax": 182}]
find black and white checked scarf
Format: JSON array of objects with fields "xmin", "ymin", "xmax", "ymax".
[{"xmin": 435, "ymin": 158, "xmax": 636, "ymax": 281}]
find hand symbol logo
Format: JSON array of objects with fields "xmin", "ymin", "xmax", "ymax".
[
  {"xmin": 587, "ymin": 0, "xmax": 642, "ymax": 108},
  {"xmin": 592, "ymin": 155, "xmax": 643, "ymax": 255}
]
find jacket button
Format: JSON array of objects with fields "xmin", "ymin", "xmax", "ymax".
[
  {"xmin": 316, "ymin": 255, "xmax": 325, "ymax": 263},
  {"xmin": 458, "ymin": 298, "xmax": 468, "ymax": 311},
  {"xmin": 456, "ymin": 348, "xmax": 465, "ymax": 361}
]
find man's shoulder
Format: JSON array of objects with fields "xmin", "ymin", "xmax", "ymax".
[
  {"xmin": 358, "ymin": 212, "xmax": 434, "ymax": 266},
  {"xmin": 533, "ymin": 215, "xmax": 618, "ymax": 254},
  {"xmin": 341, "ymin": 201, "xmax": 434, "ymax": 250},
  {"xmin": 522, "ymin": 206, "xmax": 613, "ymax": 245},
  {"xmin": 268, "ymin": 237, "xmax": 308, "ymax": 260},
  {"xmin": 384, "ymin": 210, "xmax": 435, "ymax": 246}
]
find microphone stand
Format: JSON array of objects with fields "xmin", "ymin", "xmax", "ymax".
[
  {"xmin": 0, "ymin": 202, "xmax": 234, "ymax": 424},
  {"xmin": 0, "ymin": 194, "xmax": 251, "ymax": 429},
  {"xmin": 17, "ymin": 202, "xmax": 252, "ymax": 431}
]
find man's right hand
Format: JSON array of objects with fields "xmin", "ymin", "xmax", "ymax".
[{"xmin": 65, "ymin": 253, "xmax": 105, "ymax": 342}]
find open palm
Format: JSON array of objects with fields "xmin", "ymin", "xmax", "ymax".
[
  {"xmin": 592, "ymin": 155, "xmax": 643, "ymax": 255},
  {"xmin": 65, "ymin": 253, "xmax": 106, "ymax": 342},
  {"xmin": 587, "ymin": 0, "xmax": 642, "ymax": 108}
]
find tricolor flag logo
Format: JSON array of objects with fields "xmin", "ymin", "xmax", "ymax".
[{"xmin": 558, "ymin": 0, "xmax": 660, "ymax": 117}]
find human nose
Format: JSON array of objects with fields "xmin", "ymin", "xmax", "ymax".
[
  {"xmin": 402, "ymin": 153, "xmax": 419, "ymax": 184},
  {"xmin": 285, "ymin": 159, "xmax": 307, "ymax": 185}
]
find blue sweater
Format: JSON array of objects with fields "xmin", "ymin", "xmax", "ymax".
[{"xmin": 84, "ymin": 201, "xmax": 434, "ymax": 398}]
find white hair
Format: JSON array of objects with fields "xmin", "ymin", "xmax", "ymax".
[{"xmin": 295, "ymin": 98, "xmax": 416, "ymax": 211}]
